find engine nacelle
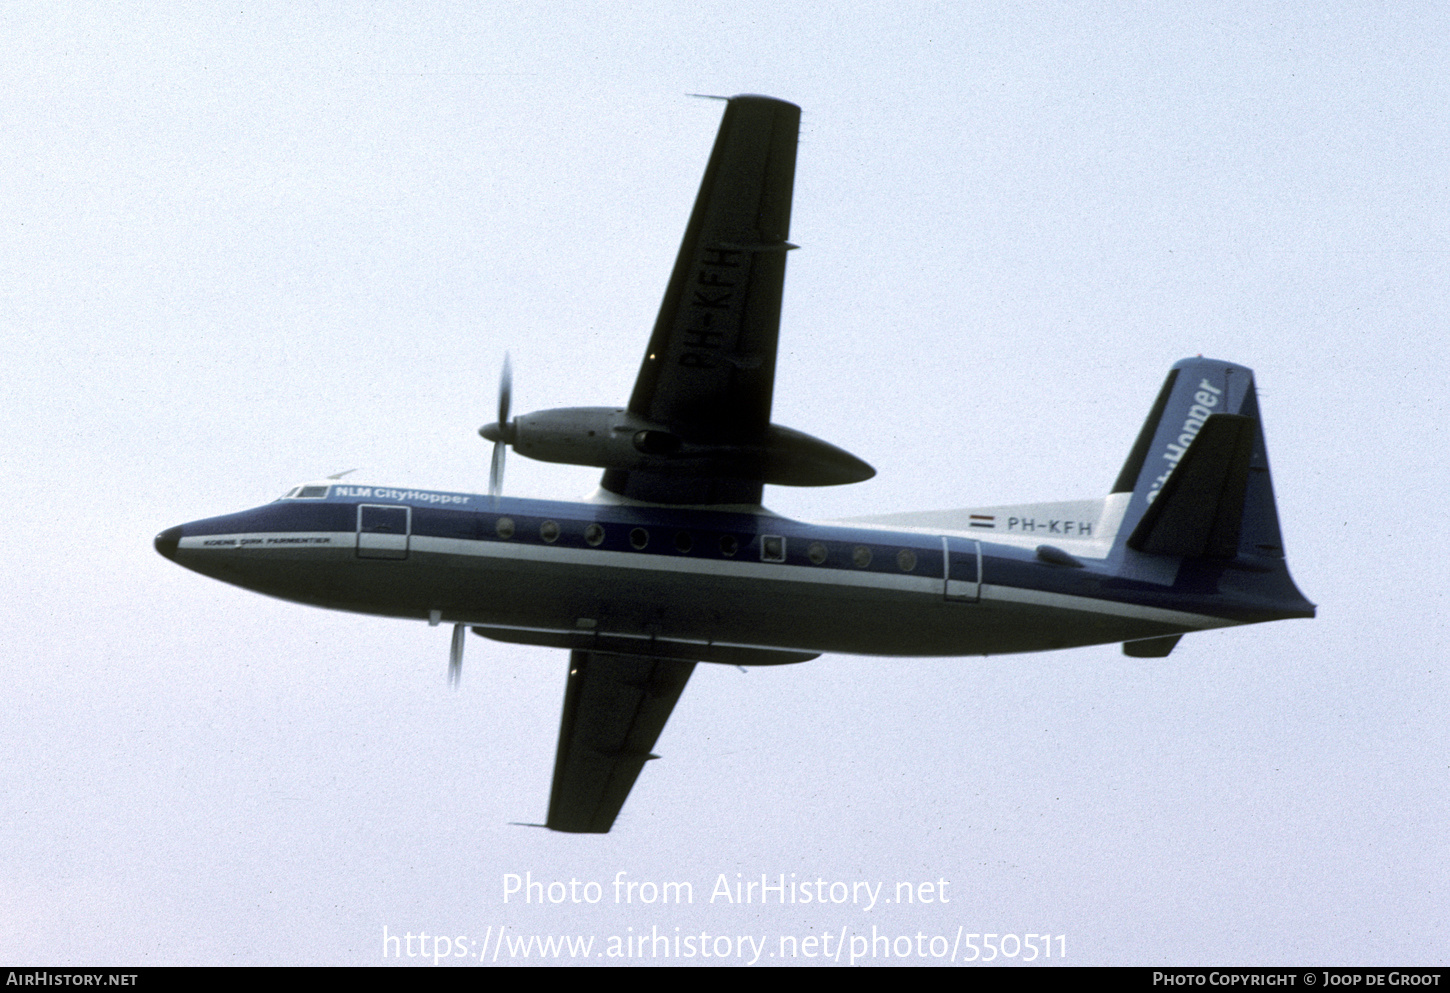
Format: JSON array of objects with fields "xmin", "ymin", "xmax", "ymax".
[{"xmin": 504, "ymin": 406, "xmax": 873, "ymax": 487}]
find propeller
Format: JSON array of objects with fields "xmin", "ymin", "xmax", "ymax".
[
  {"xmin": 449, "ymin": 622, "xmax": 466, "ymax": 689},
  {"xmin": 478, "ymin": 353, "xmax": 513, "ymax": 502}
]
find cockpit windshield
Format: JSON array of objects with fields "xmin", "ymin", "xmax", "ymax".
[{"xmin": 277, "ymin": 485, "xmax": 330, "ymax": 501}]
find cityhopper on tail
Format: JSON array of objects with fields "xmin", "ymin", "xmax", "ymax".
[{"xmin": 154, "ymin": 96, "xmax": 1314, "ymax": 833}]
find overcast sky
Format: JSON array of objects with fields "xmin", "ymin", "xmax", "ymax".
[{"xmin": 3, "ymin": 1, "xmax": 1447, "ymax": 967}]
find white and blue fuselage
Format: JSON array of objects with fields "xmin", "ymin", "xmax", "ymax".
[
  {"xmin": 151, "ymin": 96, "xmax": 1316, "ymax": 832},
  {"xmin": 154, "ymin": 481, "xmax": 1311, "ymax": 666}
]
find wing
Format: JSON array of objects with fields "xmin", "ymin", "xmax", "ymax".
[
  {"xmin": 602, "ymin": 95, "xmax": 801, "ymax": 505},
  {"xmin": 545, "ymin": 650, "xmax": 696, "ymax": 833}
]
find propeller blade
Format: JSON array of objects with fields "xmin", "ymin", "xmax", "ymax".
[
  {"xmin": 449, "ymin": 623, "xmax": 466, "ymax": 689},
  {"xmin": 498, "ymin": 352, "xmax": 512, "ymax": 428},
  {"xmin": 489, "ymin": 440, "xmax": 506, "ymax": 502},
  {"xmin": 487, "ymin": 352, "xmax": 512, "ymax": 504}
]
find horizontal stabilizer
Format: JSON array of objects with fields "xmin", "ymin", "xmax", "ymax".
[{"xmin": 1127, "ymin": 414, "xmax": 1255, "ymax": 559}]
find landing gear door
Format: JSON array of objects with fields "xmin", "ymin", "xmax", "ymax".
[
  {"xmin": 943, "ymin": 535, "xmax": 981, "ymax": 602},
  {"xmin": 358, "ymin": 504, "xmax": 410, "ymax": 560}
]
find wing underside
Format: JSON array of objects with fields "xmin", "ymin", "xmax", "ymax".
[
  {"xmin": 544, "ymin": 97, "xmax": 802, "ymax": 832},
  {"xmin": 602, "ymin": 95, "xmax": 802, "ymax": 506},
  {"xmin": 545, "ymin": 650, "xmax": 696, "ymax": 833}
]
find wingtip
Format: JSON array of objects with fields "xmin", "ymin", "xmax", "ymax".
[{"xmin": 686, "ymin": 93, "xmax": 800, "ymax": 111}]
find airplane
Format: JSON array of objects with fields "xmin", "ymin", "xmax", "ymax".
[{"xmin": 154, "ymin": 95, "xmax": 1315, "ymax": 833}]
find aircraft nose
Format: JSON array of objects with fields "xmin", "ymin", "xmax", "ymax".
[{"xmin": 154, "ymin": 526, "xmax": 182, "ymax": 561}]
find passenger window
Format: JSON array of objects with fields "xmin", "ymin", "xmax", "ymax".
[{"xmin": 761, "ymin": 535, "xmax": 786, "ymax": 562}]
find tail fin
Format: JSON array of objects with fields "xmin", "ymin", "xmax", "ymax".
[
  {"xmin": 1111, "ymin": 359, "xmax": 1314, "ymax": 646},
  {"xmin": 1128, "ymin": 412, "xmax": 1256, "ymax": 558},
  {"xmin": 1112, "ymin": 358, "xmax": 1291, "ymax": 566}
]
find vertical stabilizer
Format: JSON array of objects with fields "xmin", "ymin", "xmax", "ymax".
[{"xmin": 1112, "ymin": 358, "xmax": 1287, "ymax": 563}]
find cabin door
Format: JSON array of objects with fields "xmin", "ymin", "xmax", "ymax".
[
  {"xmin": 357, "ymin": 504, "xmax": 410, "ymax": 559},
  {"xmin": 942, "ymin": 536, "xmax": 981, "ymax": 602}
]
